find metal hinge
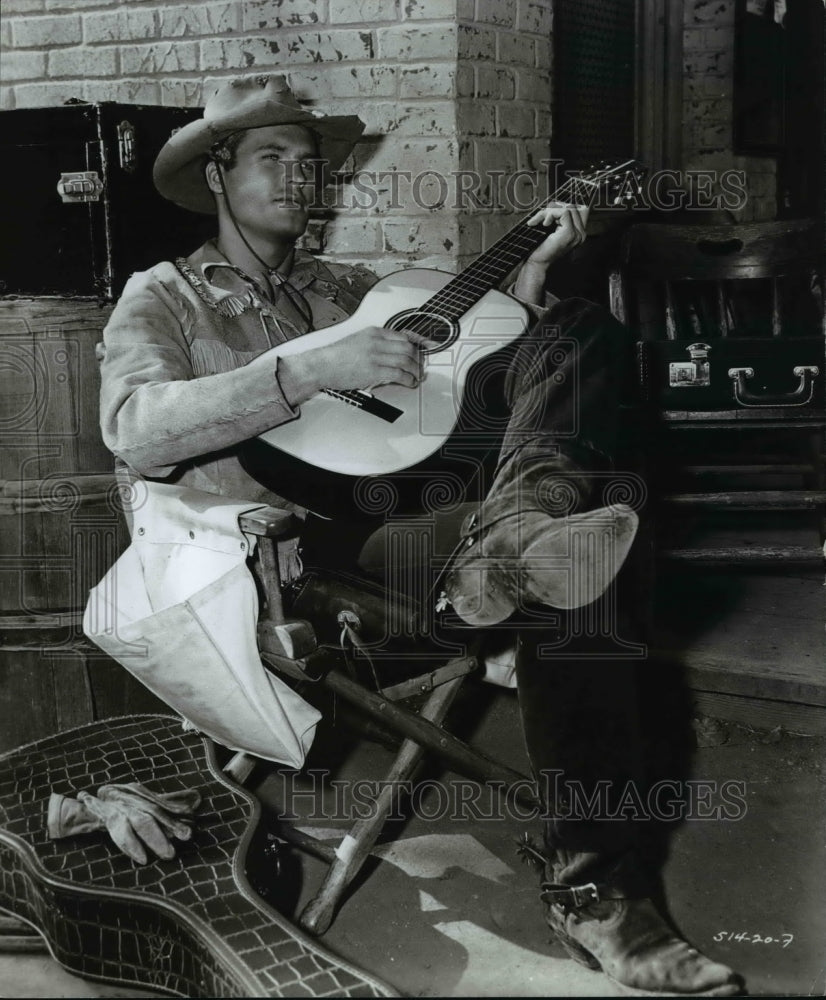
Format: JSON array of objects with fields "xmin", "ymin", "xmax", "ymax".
[
  {"xmin": 56, "ymin": 171, "xmax": 104, "ymax": 203},
  {"xmin": 117, "ymin": 120, "xmax": 137, "ymax": 173}
]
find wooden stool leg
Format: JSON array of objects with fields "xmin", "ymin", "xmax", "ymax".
[
  {"xmin": 224, "ymin": 752, "xmax": 257, "ymax": 784},
  {"xmin": 299, "ymin": 675, "xmax": 464, "ymax": 936}
]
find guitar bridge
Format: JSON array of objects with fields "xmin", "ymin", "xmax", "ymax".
[{"xmin": 322, "ymin": 388, "xmax": 403, "ymax": 423}]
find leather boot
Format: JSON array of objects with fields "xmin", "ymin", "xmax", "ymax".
[
  {"xmin": 444, "ymin": 449, "xmax": 638, "ymax": 626},
  {"xmin": 540, "ymin": 878, "xmax": 743, "ymax": 996}
]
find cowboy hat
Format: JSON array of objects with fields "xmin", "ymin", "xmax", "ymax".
[{"xmin": 153, "ymin": 73, "xmax": 366, "ymax": 214}]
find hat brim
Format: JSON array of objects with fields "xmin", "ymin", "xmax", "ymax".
[{"xmin": 153, "ymin": 107, "xmax": 365, "ymax": 214}]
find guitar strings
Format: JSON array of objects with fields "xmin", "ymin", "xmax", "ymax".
[{"xmin": 393, "ymin": 171, "xmax": 617, "ymax": 339}]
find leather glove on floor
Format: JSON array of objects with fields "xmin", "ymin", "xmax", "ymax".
[{"xmin": 47, "ymin": 782, "xmax": 201, "ymax": 865}]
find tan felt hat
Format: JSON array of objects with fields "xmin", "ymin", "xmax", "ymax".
[{"xmin": 153, "ymin": 73, "xmax": 365, "ymax": 214}]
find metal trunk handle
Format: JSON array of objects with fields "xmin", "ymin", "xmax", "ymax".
[{"xmin": 728, "ymin": 365, "xmax": 819, "ymax": 407}]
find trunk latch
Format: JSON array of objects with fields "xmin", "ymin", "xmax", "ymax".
[{"xmin": 56, "ymin": 171, "xmax": 104, "ymax": 203}]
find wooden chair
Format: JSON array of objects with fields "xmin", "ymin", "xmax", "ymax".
[
  {"xmin": 224, "ymin": 505, "xmax": 534, "ymax": 937},
  {"xmin": 608, "ymin": 218, "xmax": 826, "ymax": 568}
]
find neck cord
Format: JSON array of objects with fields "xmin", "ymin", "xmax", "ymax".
[{"xmin": 216, "ymin": 166, "xmax": 314, "ymax": 332}]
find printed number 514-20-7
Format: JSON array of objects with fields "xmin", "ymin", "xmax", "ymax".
[{"xmin": 714, "ymin": 931, "xmax": 793, "ymax": 947}]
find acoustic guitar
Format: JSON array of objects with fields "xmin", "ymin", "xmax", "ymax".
[{"xmin": 256, "ymin": 161, "xmax": 644, "ymax": 477}]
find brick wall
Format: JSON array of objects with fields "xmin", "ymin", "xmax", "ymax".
[
  {"xmin": 683, "ymin": 0, "xmax": 777, "ymax": 220},
  {"xmin": 0, "ymin": 0, "xmax": 554, "ymax": 272}
]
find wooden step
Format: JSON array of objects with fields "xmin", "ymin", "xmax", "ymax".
[
  {"xmin": 661, "ymin": 544, "xmax": 824, "ymax": 565},
  {"xmin": 652, "ymin": 570, "xmax": 826, "ymax": 733},
  {"xmin": 682, "ymin": 463, "xmax": 812, "ymax": 476},
  {"xmin": 662, "ymin": 490, "xmax": 826, "ymax": 509}
]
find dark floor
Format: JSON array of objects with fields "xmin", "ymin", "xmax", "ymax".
[{"xmin": 2, "ymin": 680, "xmax": 824, "ymax": 998}]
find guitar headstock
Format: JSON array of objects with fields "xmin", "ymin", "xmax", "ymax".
[{"xmin": 566, "ymin": 159, "xmax": 647, "ymax": 209}]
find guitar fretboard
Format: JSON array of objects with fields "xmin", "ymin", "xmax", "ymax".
[
  {"xmin": 427, "ymin": 220, "xmax": 551, "ymax": 322},
  {"xmin": 402, "ymin": 163, "xmax": 638, "ymax": 331}
]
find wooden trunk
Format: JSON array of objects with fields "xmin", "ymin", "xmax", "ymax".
[{"xmin": 0, "ymin": 298, "xmax": 165, "ymax": 753}]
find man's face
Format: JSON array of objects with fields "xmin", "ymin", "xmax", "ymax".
[{"xmin": 217, "ymin": 123, "xmax": 319, "ymax": 242}]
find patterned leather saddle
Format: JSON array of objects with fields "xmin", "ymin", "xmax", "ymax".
[{"xmin": 0, "ymin": 714, "xmax": 395, "ymax": 997}]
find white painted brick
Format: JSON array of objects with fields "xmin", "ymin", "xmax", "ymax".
[
  {"xmin": 160, "ymin": 77, "xmax": 204, "ymax": 108},
  {"xmin": 291, "ymin": 64, "xmax": 398, "ymax": 99},
  {"xmin": 327, "ymin": 253, "xmax": 446, "ymax": 277},
  {"xmin": 683, "ymin": 27, "xmax": 709, "ymax": 52},
  {"xmin": 689, "ymin": 0, "xmax": 735, "ymax": 24},
  {"xmin": 13, "ymin": 80, "xmax": 84, "ymax": 105},
  {"xmin": 326, "ymin": 170, "xmax": 410, "ymax": 215},
  {"xmin": 4, "ymin": 0, "xmax": 44, "ymax": 13},
  {"xmin": 473, "ymin": 137, "xmax": 518, "ymax": 176},
  {"xmin": 456, "ymin": 62, "xmax": 474, "ymax": 97},
  {"xmin": 0, "ymin": 20, "xmax": 12, "ymax": 48},
  {"xmin": 202, "ymin": 30, "xmax": 375, "ymax": 68},
  {"xmin": 48, "ymin": 45, "xmax": 117, "ymax": 77},
  {"xmin": 107, "ymin": 78, "xmax": 163, "ymax": 104},
  {"xmin": 394, "ymin": 102, "xmax": 458, "ymax": 135},
  {"xmin": 684, "ymin": 96, "xmax": 729, "ymax": 128},
  {"xmin": 496, "ymin": 102, "xmax": 535, "ymax": 138},
  {"xmin": 398, "ymin": 63, "xmax": 458, "ymax": 99},
  {"xmin": 457, "ymin": 135, "xmax": 475, "ymax": 171},
  {"xmin": 684, "ymin": 47, "xmax": 733, "ymax": 78},
  {"xmin": 242, "ymin": 0, "xmax": 328, "ymax": 31},
  {"xmin": 383, "ymin": 217, "xmax": 460, "ymax": 256},
  {"xmin": 329, "ymin": 0, "xmax": 400, "ymax": 23},
  {"xmin": 683, "ymin": 151, "xmax": 737, "ymax": 173},
  {"xmin": 496, "ymin": 31, "xmax": 534, "ymax": 67},
  {"xmin": 83, "ymin": 9, "xmax": 156, "ymax": 44},
  {"xmin": 685, "ymin": 76, "xmax": 729, "ymax": 101},
  {"xmin": 457, "ymin": 23, "xmax": 496, "ymax": 59},
  {"xmin": 121, "ymin": 41, "xmax": 198, "ymax": 74},
  {"xmin": 518, "ymin": 137, "xmax": 550, "ymax": 173},
  {"xmin": 13, "ymin": 13, "xmax": 81, "ymax": 47},
  {"xmin": 474, "ymin": 0, "xmax": 515, "ymax": 26},
  {"xmin": 516, "ymin": 0, "xmax": 551, "ymax": 35},
  {"xmin": 475, "ymin": 64, "xmax": 515, "ymax": 99},
  {"xmin": 703, "ymin": 25, "xmax": 735, "ymax": 50},
  {"xmin": 377, "ymin": 23, "xmax": 456, "ymax": 60},
  {"xmin": 159, "ymin": 3, "xmax": 239, "ymax": 37},
  {"xmin": 534, "ymin": 34, "xmax": 551, "ymax": 70},
  {"xmin": 456, "ymin": 99, "xmax": 495, "ymax": 135},
  {"xmin": 45, "ymin": 0, "xmax": 105, "ymax": 9},
  {"xmin": 687, "ymin": 116, "xmax": 731, "ymax": 151},
  {"xmin": 1, "ymin": 49, "xmax": 47, "ymax": 80},
  {"xmin": 514, "ymin": 67, "xmax": 548, "ymax": 101},
  {"xmin": 0, "ymin": 88, "xmax": 15, "ymax": 110},
  {"xmin": 402, "ymin": 0, "xmax": 457, "ymax": 19},
  {"xmin": 457, "ymin": 214, "xmax": 482, "ymax": 251},
  {"xmin": 482, "ymin": 212, "xmax": 521, "ymax": 245},
  {"xmin": 354, "ymin": 136, "xmax": 457, "ymax": 177},
  {"xmin": 325, "ymin": 217, "xmax": 382, "ymax": 252}
]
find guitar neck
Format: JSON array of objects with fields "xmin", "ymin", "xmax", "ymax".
[
  {"xmin": 427, "ymin": 219, "xmax": 551, "ymax": 320},
  {"xmin": 423, "ymin": 161, "xmax": 640, "ymax": 322}
]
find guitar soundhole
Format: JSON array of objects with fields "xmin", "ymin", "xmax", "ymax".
[{"xmin": 387, "ymin": 309, "xmax": 458, "ymax": 352}]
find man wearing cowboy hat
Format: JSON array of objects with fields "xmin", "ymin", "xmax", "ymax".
[{"xmin": 93, "ymin": 74, "xmax": 741, "ymax": 996}]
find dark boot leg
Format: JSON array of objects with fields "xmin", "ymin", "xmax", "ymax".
[
  {"xmin": 515, "ymin": 621, "xmax": 646, "ymax": 881},
  {"xmin": 515, "ymin": 625, "xmax": 743, "ymax": 996}
]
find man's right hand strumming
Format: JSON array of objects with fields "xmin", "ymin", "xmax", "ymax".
[{"xmin": 276, "ymin": 326, "xmax": 425, "ymax": 405}]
